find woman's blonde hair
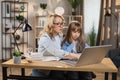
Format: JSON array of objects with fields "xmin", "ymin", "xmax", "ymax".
[{"xmin": 39, "ymin": 14, "xmax": 65, "ymax": 39}]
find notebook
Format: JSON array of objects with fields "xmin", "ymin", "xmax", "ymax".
[{"xmin": 60, "ymin": 45, "xmax": 112, "ymax": 66}]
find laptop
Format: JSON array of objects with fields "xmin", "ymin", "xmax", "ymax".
[{"xmin": 60, "ymin": 45, "xmax": 112, "ymax": 66}]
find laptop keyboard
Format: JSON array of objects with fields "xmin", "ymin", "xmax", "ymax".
[{"xmin": 60, "ymin": 59, "xmax": 78, "ymax": 66}]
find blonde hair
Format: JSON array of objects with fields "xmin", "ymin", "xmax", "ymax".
[{"xmin": 39, "ymin": 14, "xmax": 65, "ymax": 39}]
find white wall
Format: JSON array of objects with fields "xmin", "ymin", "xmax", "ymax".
[{"xmin": 84, "ymin": 0, "xmax": 101, "ymax": 34}]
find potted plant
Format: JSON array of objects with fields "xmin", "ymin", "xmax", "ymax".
[
  {"xmin": 40, "ymin": 3, "xmax": 48, "ymax": 16},
  {"xmin": 40, "ymin": 3, "xmax": 47, "ymax": 10},
  {"xmin": 68, "ymin": 0, "xmax": 82, "ymax": 15},
  {"xmin": 88, "ymin": 26, "xmax": 96, "ymax": 46},
  {"xmin": 13, "ymin": 50, "xmax": 21, "ymax": 64},
  {"xmin": 16, "ymin": 14, "xmax": 24, "ymax": 22}
]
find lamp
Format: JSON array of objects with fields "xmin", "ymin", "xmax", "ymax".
[{"xmin": 12, "ymin": 19, "xmax": 32, "ymax": 53}]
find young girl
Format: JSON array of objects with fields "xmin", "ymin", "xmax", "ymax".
[
  {"xmin": 61, "ymin": 21, "xmax": 94, "ymax": 80},
  {"xmin": 62, "ymin": 21, "xmax": 89, "ymax": 53}
]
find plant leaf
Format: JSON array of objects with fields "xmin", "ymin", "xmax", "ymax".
[{"xmin": 68, "ymin": 0, "xmax": 82, "ymax": 9}]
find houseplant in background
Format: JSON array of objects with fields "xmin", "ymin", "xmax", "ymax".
[
  {"xmin": 40, "ymin": 3, "xmax": 48, "ymax": 16},
  {"xmin": 13, "ymin": 50, "xmax": 21, "ymax": 64},
  {"xmin": 16, "ymin": 14, "xmax": 24, "ymax": 22},
  {"xmin": 40, "ymin": 3, "xmax": 47, "ymax": 10},
  {"xmin": 88, "ymin": 26, "xmax": 96, "ymax": 46},
  {"xmin": 68, "ymin": 0, "xmax": 82, "ymax": 15}
]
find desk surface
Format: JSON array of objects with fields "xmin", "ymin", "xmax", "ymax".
[{"xmin": 2, "ymin": 58, "xmax": 117, "ymax": 72}]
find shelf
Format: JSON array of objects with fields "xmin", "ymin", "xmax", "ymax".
[
  {"xmin": 1, "ymin": 1, "xmax": 28, "ymax": 61},
  {"xmin": 2, "ymin": 47, "xmax": 14, "ymax": 49},
  {"xmin": 36, "ymin": 15, "xmax": 47, "ymax": 17},
  {"xmin": 2, "ymin": 17, "xmax": 14, "ymax": 19},
  {"xmin": 2, "ymin": 32, "xmax": 14, "ymax": 34},
  {"xmin": 35, "ymin": 27, "xmax": 43, "ymax": 29},
  {"xmin": 11, "ymin": 11, "xmax": 28, "ymax": 12},
  {"xmin": 63, "ymin": 15, "xmax": 82, "ymax": 17},
  {"xmin": 2, "ymin": 1, "xmax": 28, "ymax": 4},
  {"xmin": 11, "ymin": 42, "xmax": 28, "ymax": 45}
]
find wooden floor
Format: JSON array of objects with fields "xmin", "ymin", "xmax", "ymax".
[{"xmin": 0, "ymin": 62, "xmax": 120, "ymax": 80}]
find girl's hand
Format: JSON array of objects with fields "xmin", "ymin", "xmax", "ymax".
[
  {"xmin": 64, "ymin": 53, "xmax": 80, "ymax": 60},
  {"xmin": 71, "ymin": 53, "xmax": 80, "ymax": 60}
]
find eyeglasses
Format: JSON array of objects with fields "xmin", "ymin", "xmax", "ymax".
[{"xmin": 53, "ymin": 22, "xmax": 64, "ymax": 26}]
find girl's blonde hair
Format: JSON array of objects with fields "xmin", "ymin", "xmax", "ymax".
[
  {"xmin": 39, "ymin": 14, "xmax": 65, "ymax": 39},
  {"xmin": 62, "ymin": 21, "xmax": 85, "ymax": 52}
]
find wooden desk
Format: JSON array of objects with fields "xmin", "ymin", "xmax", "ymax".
[{"xmin": 2, "ymin": 58, "xmax": 117, "ymax": 80}]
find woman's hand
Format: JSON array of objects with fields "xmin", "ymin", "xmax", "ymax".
[{"xmin": 64, "ymin": 53, "xmax": 80, "ymax": 60}]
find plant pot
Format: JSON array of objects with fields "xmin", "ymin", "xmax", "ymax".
[
  {"xmin": 13, "ymin": 56, "xmax": 21, "ymax": 64},
  {"xmin": 72, "ymin": 12, "xmax": 76, "ymax": 15},
  {"xmin": 72, "ymin": 8, "xmax": 76, "ymax": 15},
  {"xmin": 42, "ymin": 9, "xmax": 48, "ymax": 16}
]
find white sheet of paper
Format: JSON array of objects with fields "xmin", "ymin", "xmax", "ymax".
[{"xmin": 25, "ymin": 52, "xmax": 60, "ymax": 61}]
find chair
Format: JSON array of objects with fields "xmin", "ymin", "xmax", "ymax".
[
  {"xmin": 108, "ymin": 48, "xmax": 120, "ymax": 67},
  {"xmin": 105, "ymin": 48, "xmax": 120, "ymax": 80}
]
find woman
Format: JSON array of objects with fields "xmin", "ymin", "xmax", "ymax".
[{"xmin": 32, "ymin": 14, "xmax": 80, "ymax": 79}]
